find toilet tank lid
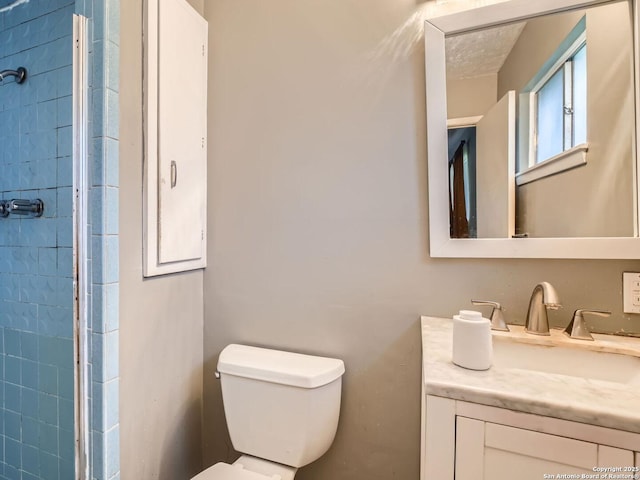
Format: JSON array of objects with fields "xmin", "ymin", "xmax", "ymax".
[{"xmin": 217, "ymin": 344, "xmax": 345, "ymax": 389}]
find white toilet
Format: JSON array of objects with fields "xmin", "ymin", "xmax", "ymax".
[{"xmin": 192, "ymin": 344, "xmax": 345, "ymax": 480}]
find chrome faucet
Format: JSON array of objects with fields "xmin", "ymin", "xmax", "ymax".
[
  {"xmin": 525, "ymin": 282, "xmax": 561, "ymax": 336},
  {"xmin": 471, "ymin": 300, "xmax": 509, "ymax": 331},
  {"xmin": 564, "ymin": 309, "xmax": 611, "ymax": 341}
]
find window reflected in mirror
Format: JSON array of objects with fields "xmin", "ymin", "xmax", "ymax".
[{"xmin": 529, "ymin": 18, "xmax": 587, "ymax": 164}]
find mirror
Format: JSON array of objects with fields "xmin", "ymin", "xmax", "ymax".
[{"xmin": 424, "ymin": 0, "xmax": 640, "ymax": 258}]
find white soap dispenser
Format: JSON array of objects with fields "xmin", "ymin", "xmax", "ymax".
[{"xmin": 452, "ymin": 310, "xmax": 493, "ymax": 370}]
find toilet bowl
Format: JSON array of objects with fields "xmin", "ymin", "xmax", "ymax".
[{"xmin": 191, "ymin": 344, "xmax": 345, "ymax": 480}]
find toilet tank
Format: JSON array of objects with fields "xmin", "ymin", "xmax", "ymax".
[{"xmin": 217, "ymin": 344, "xmax": 345, "ymax": 468}]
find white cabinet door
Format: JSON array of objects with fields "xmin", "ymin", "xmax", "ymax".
[
  {"xmin": 144, "ymin": 0, "xmax": 208, "ymax": 276},
  {"xmin": 157, "ymin": 0, "xmax": 207, "ymax": 265},
  {"xmin": 454, "ymin": 419, "xmax": 637, "ymax": 480},
  {"xmin": 476, "ymin": 90, "xmax": 516, "ymax": 238}
]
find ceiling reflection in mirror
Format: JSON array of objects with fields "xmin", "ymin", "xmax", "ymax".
[{"xmin": 444, "ymin": 0, "xmax": 635, "ymax": 239}]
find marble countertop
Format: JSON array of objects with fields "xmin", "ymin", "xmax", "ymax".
[{"xmin": 421, "ymin": 316, "xmax": 640, "ymax": 433}]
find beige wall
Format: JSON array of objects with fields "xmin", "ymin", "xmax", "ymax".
[
  {"xmin": 119, "ymin": 0, "xmax": 205, "ymax": 478},
  {"xmin": 202, "ymin": 1, "xmax": 640, "ymax": 479},
  {"xmin": 447, "ymin": 73, "xmax": 497, "ymax": 119},
  {"xmin": 497, "ymin": 11, "xmax": 584, "ymax": 97},
  {"xmin": 499, "ymin": 2, "xmax": 634, "ymax": 237}
]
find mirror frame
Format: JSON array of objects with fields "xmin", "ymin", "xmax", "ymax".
[{"xmin": 425, "ymin": 0, "xmax": 640, "ymax": 258}]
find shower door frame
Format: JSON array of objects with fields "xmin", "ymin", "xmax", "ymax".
[{"xmin": 72, "ymin": 13, "xmax": 90, "ymax": 480}]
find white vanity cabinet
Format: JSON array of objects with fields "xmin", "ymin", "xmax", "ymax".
[{"xmin": 422, "ymin": 395, "xmax": 640, "ymax": 480}]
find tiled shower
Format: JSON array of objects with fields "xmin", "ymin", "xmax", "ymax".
[
  {"xmin": 0, "ymin": 0, "xmax": 120, "ymax": 479},
  {"xmin": 0, "ymin": 1, "xmax": 76, "ymax": 478}
]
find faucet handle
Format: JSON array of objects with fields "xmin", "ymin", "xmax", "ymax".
[
  {"xmin": 471, "ymin": 300, "xmax": 509, "ymax": 332},
  {"xmin": 563, "ymin": 309, "xmax": 611, "ymax": 341}
]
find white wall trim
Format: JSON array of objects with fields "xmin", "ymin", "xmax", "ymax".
[
  {"xmin": 516, "ymin": 143, "xmax": 588, "ymax": 186},
  {"xmin": 447, "ymin": 116, "xmax": 483, "ymax": 128},
  {"xmin": 427, "ymin": 0, "xmax": 613, "ymax": 35}
]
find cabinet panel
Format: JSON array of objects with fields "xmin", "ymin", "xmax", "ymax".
[
  {"xmin": 485, "ymin": 422, "xmax": 597, "ymax": 469},
  {"xmin": 424, "ymin": 396, "xmax": 455, "ymax": 480},
  {"xmin": 598, "ymin": 446, "xmax": 634, "ymax": 468},
  {"xmin": 456, "ymin": 400, "xmax": 640, "ymax": 449},
  {"xmin": 455, "ymin": 417, "xmax": 484, "ymax": 480},
  {"xmin": 485, "ymin": 448, "xmax": 593, "ymax": 480}
]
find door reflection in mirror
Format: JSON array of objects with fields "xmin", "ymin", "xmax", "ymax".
[{"xmin": 448, "ymin": 126, "xmax": 476, "ymax": 238}]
